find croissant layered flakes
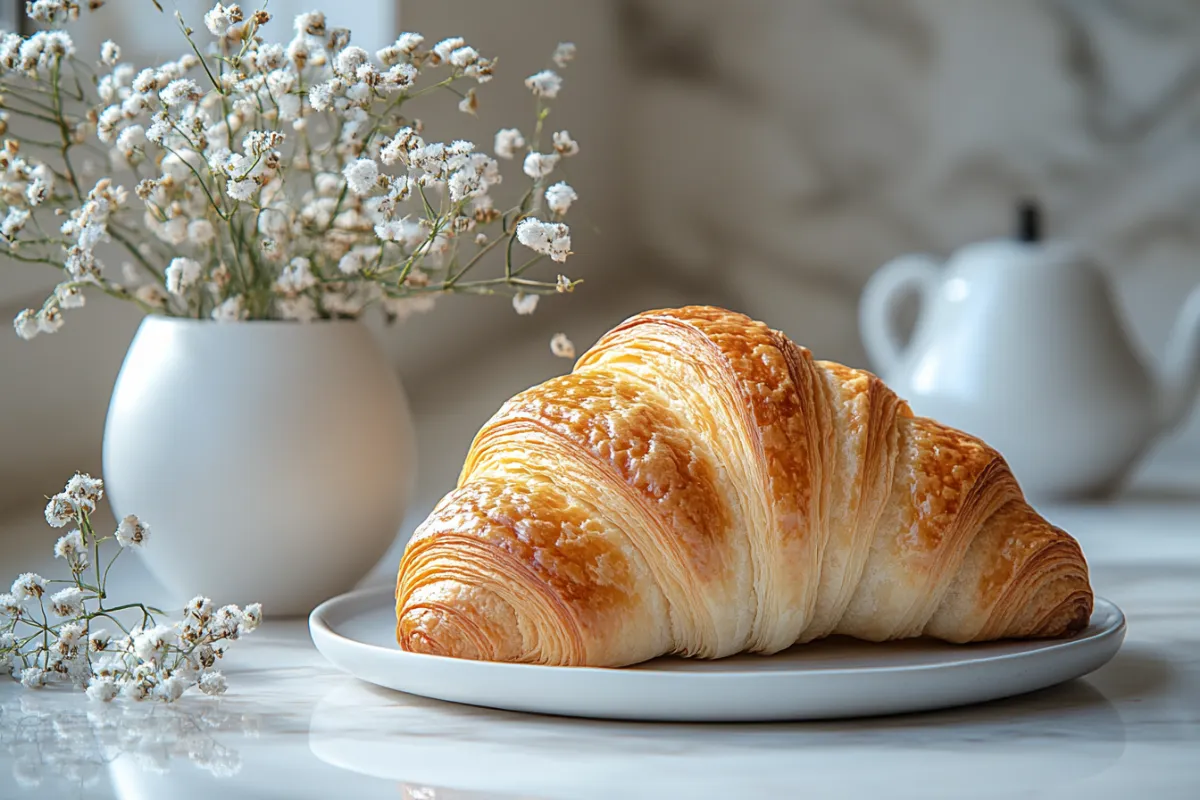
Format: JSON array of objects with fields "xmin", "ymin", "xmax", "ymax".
[{"xmin": 396, "ymin": 306, "xmax": 1093, "ymax": 667}]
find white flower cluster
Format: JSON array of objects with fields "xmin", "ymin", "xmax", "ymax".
[
  {"xmin": 2, "ymin": 3, "xmax": 582, "ymax": 336},
  {"xmin": 1, "ymin": 472, "xmax": 260, "ymax": 703}
]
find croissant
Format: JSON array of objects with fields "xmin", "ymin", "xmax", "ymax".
[{"xmin": 396, "ymin": 306, "xmax": 1093, "ymax": 667}]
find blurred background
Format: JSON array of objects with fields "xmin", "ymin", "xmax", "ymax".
[{"xmin": 2, "ymin": 0, "xmax": 1198, "ymax": 586}]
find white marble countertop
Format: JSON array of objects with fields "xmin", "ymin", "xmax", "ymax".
[{"xmin": 2, "ymin": 479, "xmax": 1199, "ymax": 799}]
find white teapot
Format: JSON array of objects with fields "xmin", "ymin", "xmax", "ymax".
[{"xmin": 859, "ymin": 205, "xmax": 1200, "ymax": 499}]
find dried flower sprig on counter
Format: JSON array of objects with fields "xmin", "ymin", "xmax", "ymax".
[
  {"xmin": 4, "ymin": 1, "xmax": 583, "ymax": 335},
  {"xmin": 0, "ymin": 472, "xmax": 260, "ymax": 702}
]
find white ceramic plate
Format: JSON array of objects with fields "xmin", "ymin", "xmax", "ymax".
[{"xmin": 309, "ymin": 587, "xmax": 1125, "ymax": 722}]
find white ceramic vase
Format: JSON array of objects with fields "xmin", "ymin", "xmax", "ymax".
[{"xmin": 102, "ymin": 317, "xmax": 415, "ymax": 616}]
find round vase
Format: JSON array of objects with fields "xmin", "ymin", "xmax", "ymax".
[{"xmin": 102, "ymin": 316, "xmax": 415, "ymax": 616}]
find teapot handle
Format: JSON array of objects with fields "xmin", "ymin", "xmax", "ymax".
[{"xmin": 859, "ymin": 254, "xmax": 941, "ymax": 376}]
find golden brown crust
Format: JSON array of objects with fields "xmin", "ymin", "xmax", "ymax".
[{"xmin": 395, "ymin": 305, "xmax": 1095, "ymax": 666}]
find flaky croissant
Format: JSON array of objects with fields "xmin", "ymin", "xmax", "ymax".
[{"xmin": 396, "ymin": 306, "xmax": 1093, "ymax": 667}]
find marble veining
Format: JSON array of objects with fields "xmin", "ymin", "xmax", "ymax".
[
  {"xmin": 0, "ymin": 494, "xmax": 1197, "ymax": 799},
  {"xmin": 618, "ymin": 0, "xmax": 1200, "ymax": 393}
]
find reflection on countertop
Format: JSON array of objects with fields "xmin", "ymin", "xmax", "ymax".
[{"xmin": 1, "ymin": 692, "xmax": 257, "ymax": 790}]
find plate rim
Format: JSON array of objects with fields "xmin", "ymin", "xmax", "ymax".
[{"xmin": 309, "ymin": 586, "xmax": 1126, "ymax": 679}]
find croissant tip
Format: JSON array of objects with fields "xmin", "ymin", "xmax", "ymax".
[
  {"xmin": 1035, "ymin": 592, "xmax": 1094, "ymax": 639},
  {"xmin": 1063, "ymin": 597, "xmax": 1093, "ymax": 637}
]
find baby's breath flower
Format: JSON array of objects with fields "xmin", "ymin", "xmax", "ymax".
[
  {"xmin": 0, "ymin": 592, "xmax": 22, "ymax": 617},
  {"xmin": 552, "ymin": 42, "xmax": 577, "ymax": 68},
  {"xmin": 550, "ymin": 332, "xmax": 575, "ymax": 358},
  {"xmin": 89, "ymin": 629, "xmax": 111, "ymax": 652},
  {"xmin": 132, "ymin": 624, "xmax": 172, "ymax": 663},
  {"xmin": 525, "ymin": 69, "xmax": 562, "ymax": 98},
  {"xmin": 450, "ymin": 45, "xmax": 479, "ymax": 68},
  {"xmin": 115, "ymin": 514, "xmax": 150, "ymax": 548},
  {"xmin": 512, "ymin": 292, "xmax": 538, "ymax": 316},
  {"xmin": 186, "ymin": 595, "xmax": 214, "ymax": 620},
  {"xmin": 556, "ymin": 274, "xmax": 573, "ymax": 293},
  {"xmin": 395, "ymin": 32, "xmax": 423, "ymax": 54},
  {"xmin": 27, "ymin": 0, "xmax": 77, "ymax": 24},
  {"xmin": 458, "ymin": 88, "xmax": 478, "ymax": 116},
  {"xmin": 56, "ymin": 620, "xmax": 83, "ymax": 647},
  {"xmin": 256, "ymin": 43, "xmax": 286, "ymax": 72},
  {"xmin": 242, "ymin": 602, "xmax": 263, "ymax": 632},
  {"xmin": 146, "ymin": 116, "xmax": 172, "ymax": 145},
  {"xmin": 494, "ymin": 128, "xmax": 525, "ymax": 160},
  {"xmin": 516, "ymin": 217, "xmax": 571, "ymax": 263},
  {"xmin": 65, "ymin": 471, "xmax": 104, "ymax": 509},
  {"xmin": 13, "ymin": 309, "xmax": 39, "ymax": 340},
  {"xmin": 242, "ymin": 129, "xmax": 286, "ymax": 156},
  {"xmin": 45, "ymin": 493, "xmax": 75, "ymax": 527},
  {"xmin": 96, "ymin": 107, "xmax": 121, "ymax": 144},
  {"xmin": 115, "ymin": 125, "xmax": 145, "ymax": 157},
  {"xmin": 226, "ymin": 178, "xmax": 256, "ymax": 202},
  {"xmin": 213, "ymin": 604, "xmax": 245, "ymax": 638},
  {"xmin": 165, "ymin": 257, "xmax": 202, "ymax": 295},
  {"xmin": 522, "ymin": 151, "xmax": 559, "ymax": 180},
  {"xmin": 374, "ymin": 217, "xmax": 424, "ymax": 248},
  {"xmin": 307, "ymin": 81, "xmax": 336, "ymax": 111},
  {"xmin": 381, "ymin": 62, "xmax": 416, "ymax": 92},
  {"xmin": 36, "ymin": 305, "xmax": 64, "ymax": 334},
  {"xmin": 2, "ymin": 207, "xmax": 30, "ymax": 239},
  {"xmin": 54, "ymin": 529, "xmax": 87, "ymax": 566},
  {"xmin": 11, "ymin": 573, "xmax": 47, "ymax": 601},
  {"xmin": 204, "ymin": 2, "xmax": 244, "ymax": 36},
  {"xmin": 334, "ymin": 46, "xmax": 369, "ymax": 78},
  {"xmin": 294, "ymin": 10, "xmax": 326, "ymax": 37},
  {"xmin": 448, "ymin": 169, "xmax": 484, "ymax": 203},
  {"xmin": 50, "ymin": 587, "xmax": 85, "ymax": 617},
  {"xmin": 198, "ymin": 670, "xmax": 228, "ymax": 696},
  {"xmin": 100, "ymin": 40, "xmax": 120, "ymax": 66},
  {"xmin": 447, "ymin": 137, "xmax": 473, "ymax": 157},
  {"xmin": 132, "ymin": 67, "xmax": 159, "ymax": 93},
  {"xmin": 160, "ymin": 78, "xmax": 202, "ymax": 108},
  {"xmin": 545, "ymin": 181, "xmax": 577, "ymax": 215},
  {"xmin": 431, "ymin": 36, "xmax": 466, "ymax": 65},
  {"xmin": 343, "ymin": 157, "xmax": 379, "ymax": 195},
  {"xmin": 552, "ymin": 130, "xmax": 579, "ymax": 157},
  {"xmin": 25, "ymin": 176, "xmax": 50, "ymax": 206}
]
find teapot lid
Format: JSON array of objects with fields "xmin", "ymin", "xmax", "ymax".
[{"xmin": 951, "ymin": 200, "xmax": 1096, "ymax": 272}]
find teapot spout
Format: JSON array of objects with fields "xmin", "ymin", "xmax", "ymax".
[{"xmin": 1158, "ymin": 284, "xmax": 1200, "ymax": 432}]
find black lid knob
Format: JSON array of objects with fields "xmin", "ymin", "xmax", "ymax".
[{"xmin": 1016, "ymin": 199, "xmax": 1042, "ymax": 243}]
